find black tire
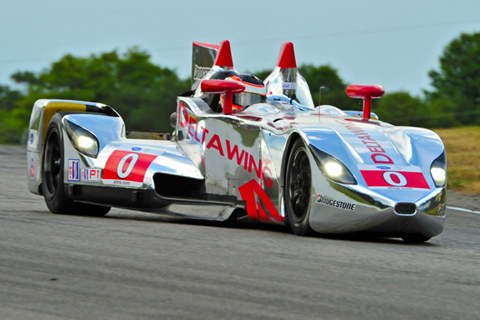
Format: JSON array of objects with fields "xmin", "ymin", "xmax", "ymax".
[
  {"xmin": 285, "ymin": 139, "xmax": 314, "ymax": 236},
  {"xmin": 402, "ymin": 234, "xmax": 431, "ymax": 243},
  {"xmin": 41, "ymin": 113, "xmax": 111, "ymax": 216}
]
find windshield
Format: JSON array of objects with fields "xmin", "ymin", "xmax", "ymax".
[{"xmin": 264, "ymin": 67, "xmax": 315, "ymax": 110}]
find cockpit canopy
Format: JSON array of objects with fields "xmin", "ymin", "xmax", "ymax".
[{"xmin": 264, "ymin": 66, "xmax": 315, "ymax": 110}]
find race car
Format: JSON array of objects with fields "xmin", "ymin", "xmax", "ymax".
[{"xmin": 26, "ymin": 40, "xmax": 447, "ymax": 243}]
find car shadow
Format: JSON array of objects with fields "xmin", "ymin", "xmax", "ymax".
[
  {"xmin": 96, "ymin": 209, "xmax": 436, "ymax": 246},
  {"xmin": 30, "ymin": 207, "xmax": 436, "ymax": 246}
]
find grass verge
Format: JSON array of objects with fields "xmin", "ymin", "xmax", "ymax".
[{"xmin": 433, "ymin": 126, "xmax": 480, "ymax": 194}]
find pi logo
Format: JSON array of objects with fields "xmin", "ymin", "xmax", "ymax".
[{"xmin": 238, "ymin": 179, "xmax": 284, "ymax": 223}]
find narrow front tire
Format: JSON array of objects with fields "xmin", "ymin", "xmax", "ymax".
[{"xmin": 41, "ymin": 113, "xmax": 110, "ymax": 216}]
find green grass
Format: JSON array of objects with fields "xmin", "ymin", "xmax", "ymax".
[{"xmin": 433, "ymin": 126, "xmax": 480, "ymax": 194}]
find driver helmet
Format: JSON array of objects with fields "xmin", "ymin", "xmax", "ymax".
[
  {"xmin": 201, "ymin": 70, "xmax": 266, "ymax": 112},
  {"xmin": 225, "ymin": 73, "xmax": 266, "ymax": 109}
]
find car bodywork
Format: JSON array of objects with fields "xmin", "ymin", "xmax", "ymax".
[{"xmin": 26, "ymin": 40, "xmax": 447, "ymax": 242}]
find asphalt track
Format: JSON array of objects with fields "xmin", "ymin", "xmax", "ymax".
[{"xmin": 1, "ymin": 145, "xmax": 479, "ymax": 320}]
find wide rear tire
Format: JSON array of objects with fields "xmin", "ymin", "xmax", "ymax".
[
  {"xmin": 285, "ymin": 139, "xmax": 314, "ymax": 236},
  {"xmin": 41, "ymin": 113, "xmax": 110, "ymax": 216}
]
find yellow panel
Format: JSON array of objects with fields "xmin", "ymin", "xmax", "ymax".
[{"xmin": 42, "ymin": 102, "xmax": 87, "ymax": 141}]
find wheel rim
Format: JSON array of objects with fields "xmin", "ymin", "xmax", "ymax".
[
  {"xmin": 44, "ymin": 130, "xmax": 62, "ymax": 197},
  {"xmin": 288, "ymin": 146, "xmax": 311, "ymax": 222}
]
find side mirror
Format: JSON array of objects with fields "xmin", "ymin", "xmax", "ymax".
[
  {"xmin": 169, "ymin": 112, "xmax": 177, "ymax": 129},
  {"xmin": 201, "ymin": 80, "xmax": 245, "ymax": 114},
  {"xmin": 346, "ymin": 84, "xmax": 384, "ymax": 120}
]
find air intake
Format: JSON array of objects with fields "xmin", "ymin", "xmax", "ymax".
[{"xmin": 395, "ymin": 203, "xmax": 417, "ymax": 215}]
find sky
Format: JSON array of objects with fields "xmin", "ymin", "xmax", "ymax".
[{"xmin": 1, "ymin": 0, "xmax": 480, "ymax": 96}]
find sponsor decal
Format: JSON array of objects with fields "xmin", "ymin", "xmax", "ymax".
[
  {"xmin": 238, "ymin": 179, "xmax": 283, "ymax": 222},
  {"xmin": 178, "ymin": 102, "xmax": 273, "ymax": 187},
  {"xmin": 28, "ymin": 129, "xmax": 38, "ymax": 147},
  {"xmin": 316, "ymin": 194, "xmax": 356, "ymax": 211},
  {"xmin": 81, "ymin": 168, "xmax": 101, "ymax": 181},
  {"xmin": 29, "ymin": 158, "xmax": 35, "ymax": 179},
  {"xmin": 103, "ymin": 151, "xmax": 157, "ymax": 187},
  {"xmin": 335, "ymin": 119, "xmax": 394, "ymax": 164},
  {"xmin": 68, "ymin": 159, "xmax": 80, "ymax": 181},
  {"xmin": 193, "ymin": 65, "xmax": 211, "ymax": 80},
  {"xmin": 438, "ymin": 203, "xmax": 447, "ymax": 215},
  {"xmin": 282, "ymin": 82, "xmax": 297, "ymax": 90},
  {"xmin": 132, "ymin": 147, "xmax": 142, "ymax": 151},
  {"xmin": 359, "ymin": 165, "xmax": 429, "ymax": 189}
]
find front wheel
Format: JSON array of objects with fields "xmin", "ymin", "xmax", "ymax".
[
  {"xmin": 285, "ymin": 139, "xmax": 314, "ymax": 236},
  {"xmin": 41, "ymin": 113, "xmax": 110, "ymax": 216}
]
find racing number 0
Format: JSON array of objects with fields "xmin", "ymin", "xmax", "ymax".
[
  {"xmin": 383, "ymin": 171, "xmax": 407, "ymax": 187},
  {"xmin": 103, "ymin": 150, "xmax": 157, "ymax": 183},
  {"xmin": 117, "ymin": 153, "xmax": 139, "ymax": 179},
  {"xmin": 361, "ymin": 168, "xmax": 429, "ymax": 189}
]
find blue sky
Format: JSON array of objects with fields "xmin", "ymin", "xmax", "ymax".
[{"xmin": 1, "ymin": 0, "xmax": 480, "ymax": 95}]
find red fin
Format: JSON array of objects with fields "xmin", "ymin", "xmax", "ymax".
[
  {"xmin": 276, "ymin": 42, "xmax": 297, "ymax": 68},
  {"xmin": 193, "ymin": 41, "xmax": 219, "ymax": 50},
  {"xmin": 214, "ymin": 40, "xmax": 234, "ymax": 68}
]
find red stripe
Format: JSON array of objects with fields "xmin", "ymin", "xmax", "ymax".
[{"xmin": 361, "ymin": 170, "xmax": 429, "ymax": 189}]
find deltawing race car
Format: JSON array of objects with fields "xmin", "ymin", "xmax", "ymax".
[{"xmin": 26, "ymin": 40, "xmax": 447, "ymax": 243}]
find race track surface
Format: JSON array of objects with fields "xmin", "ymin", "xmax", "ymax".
[{"xmin": 1, "ymin": 146, "xmax": 479, "ymax": 320}]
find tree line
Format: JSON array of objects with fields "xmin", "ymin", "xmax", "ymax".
[{"xmin": 1, "ymin": 32, "xmax": 480, "ymax": 144}]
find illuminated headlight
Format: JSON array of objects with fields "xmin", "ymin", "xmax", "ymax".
[
  {"xmin": 324, "ymin": 162, "xmax": 344, "ymax": 178},
  {"xmin": 430, "ymin": 153, "xmax": 447, "ymax": 187},
  {"xmin": 77, "ymin": 136, "xmax": 96, "ymax": 149},
  {"xmin": 311, "ymin": 146, "xmax": 357, "ymax": 184},
  {"xmin": 64, "ymin": 119, "xmax": 99, "ymax": 158}
]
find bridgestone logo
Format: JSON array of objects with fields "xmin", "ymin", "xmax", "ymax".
[
  {"xmin": 316, "ymin": 194, "xmax": 356, "ymax": 211},
  {"xmin": 193, "ymin": 66, "xmax": 211, "ymax": 80}
]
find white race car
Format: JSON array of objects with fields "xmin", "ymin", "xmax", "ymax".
[{"xmin": 27, "ymin": 40, "xmax": 447, "ymax": 242}]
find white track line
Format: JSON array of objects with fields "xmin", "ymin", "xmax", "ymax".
[{"xmin": 447, "ymin": 206, "xmax": 480, "ymax": 215}]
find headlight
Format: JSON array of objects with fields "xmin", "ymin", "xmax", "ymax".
[
  {"xmin": 310, "ymin": 146, "xmax": 357, "ymax": 184},
  {"xmin": 63, "ymin": 119, "xmax": 99, "ymax": 158},
  {"xmin": 430, "ymin": 152, "xmax": 447, "ymax": 187}
]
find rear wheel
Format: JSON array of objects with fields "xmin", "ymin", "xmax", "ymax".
[
  {"xmin": 42, "ymin": 113, "xmax": 110, "ymax": 216},
  {"xmin": 285, "ymin": 139, "xmax": 314, "ymax": 236}
]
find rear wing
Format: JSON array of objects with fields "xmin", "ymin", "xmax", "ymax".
[{"xmin": 191, "ymin": 41, "xmax": 219, "ymax": 91}]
